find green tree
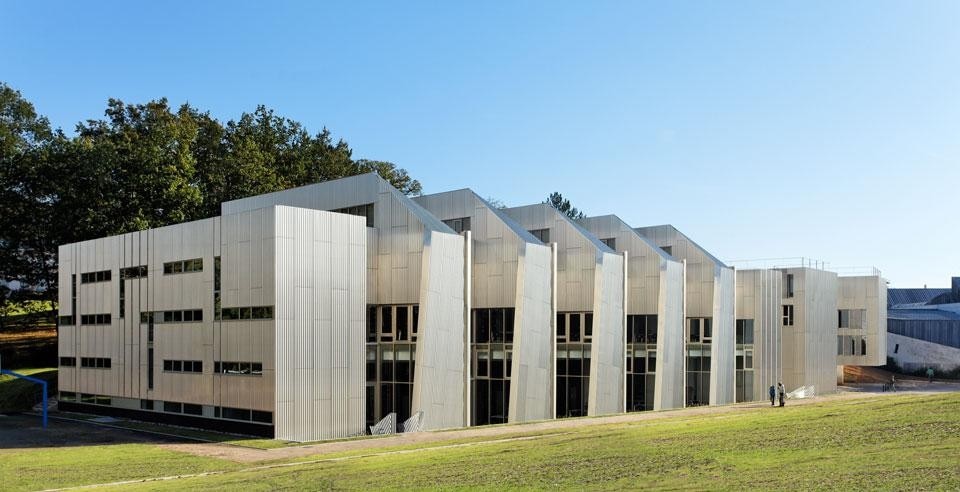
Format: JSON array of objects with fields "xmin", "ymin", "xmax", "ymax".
[{"xmin": 546, "ymin": 192, "xmax": 585, "ymax": 219}]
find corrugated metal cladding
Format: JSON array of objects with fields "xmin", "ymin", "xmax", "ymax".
[
  {"xmin": 634, "ymin": 224, "xmax": 737, "ymax": 406},
  {"xmin": 414, "ymin": 189, "xmax": 554, "ymax": 423},
  {"xmin": 412, "ymin": 230, "xmax": 466, "ymax": 430},
  {"xmin": 710, "ymin": 267, "xmax": 736, "ymax": 406},
  {"xmin": 779, "ymin": 268, "xmax": 839, "ymax": 394},
  {"xmin": 589, "ymin": 252, "xmax": 626, "ymax": 415},
  {"xmin": 274, "ymin": 206, "xmax": 366, "ymax": 442},
  {"xmin": 577, "ymin": 215, "xmax": 685, "ymax": 411},
  {"xmin": 656, "ymin": 259, "xmax": 686, "ymax": 410},
  {"xmin": 502, "ymin": 204, "xmax": 626, "ymax": 417},
  {"xmin": 736, "ymin": 269, "xmax": 783, "ymax": 401}
]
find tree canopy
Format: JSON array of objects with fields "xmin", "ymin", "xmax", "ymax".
[
  {"xmin": 546, "ymin": 192, "xmax": 585, "ymax": 220},
  {"xmin": 0, "ymin": 82, "xmax": 421, "ymax": 302}
]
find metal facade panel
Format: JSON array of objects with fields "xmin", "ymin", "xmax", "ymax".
[
  {"xmin": 780, "ymin": 268, "xmax": 838, "ymax": 394},
  {"xmin": 411, "ymin": 230, "xmax": 466, "ymax": 430},
  {"xmin": 273, "ymin": 207, "xmax": 366, "ymax": 441},
  {"xmin": 735, "ymin": 269, "xmax": 783, "ymax": 401},
  {"xmin": 655, "ymin": 259, "xmax": 686, "ymax": 410},
  {"xmin": 710, "ymin": 266, "xmax": 736, "ymax": 405},
  {"xmin": 509, "ymin": 242, "xmax": 555, "ymax": 422},
  {"xmin": 588, "ymin": 252, "xmax": 626, "ymax": 415}
]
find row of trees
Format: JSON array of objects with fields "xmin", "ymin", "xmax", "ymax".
[{"xmin": 0, "ymin": 82, "xmax": 421, "ymax": 303}]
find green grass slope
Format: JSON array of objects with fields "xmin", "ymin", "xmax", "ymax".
[{"xmin": 2, "ymin": 393, "xmax": 959, "ymax": 491}]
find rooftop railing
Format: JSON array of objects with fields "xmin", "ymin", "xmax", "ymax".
[{"xmin": 726, "ymin": 257, "xmax": 882, "ymax": 277}]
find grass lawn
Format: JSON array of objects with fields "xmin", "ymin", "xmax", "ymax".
[
  {"xmin": 2, "ymin": 392, "xmax": 959, "ymax": 491},
  {"xmin": 0, "ymin": 444, "xmax": 240, "ymax": 491},
  {"xmin": 0, "ymin": 367, "xmax": 56, "ymax": 412},
  {"xmin": 130, "ymin": 393, "xmax": 960, "ymax": 491}
]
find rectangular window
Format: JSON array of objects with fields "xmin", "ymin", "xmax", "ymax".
[
  {"xmin": 148, "ymin": 348, "xmax": 154, "ymax": 389},
  {"xmin": 785, "ymin": 274, "xmax": 795, "ymax": 298},
  {"xmin": 59, "ymin": 356, "xmax": 76, "ymax": 367},
  {"xmin": 80, "ymin": 357, "xmax": 111, "ymax": 369},
  {"xmin": 80, "ymin": 270, "xmax": 112, "ymax": 284},
  {"xmin": 215, "ymin": 361, "xmax": 264, "ymax": 376},
  {"xmin": 660, "ymin": 246, "xmax": 672, "ymax": 256},
  {"xmin": 163, "ymin": 258, "xmax": 203, "ymax": 275},
  {"xmin": 688, "ymin": 318, "xmax": 701, "ymax": 342},
  {"xmin": 442, "ymin": 217, "xmax": 471, "ymax": 234},
  {"xmin": 140, "ymin": 399, "xmax": 154, "ymax": 410},
  {"xmin": 164, "ymin": 401, "xmax": 183, "ymax": 413},
  {"xmin": 528, "ymin": 228, "xmax": 550, "ymax": 243},
  {"xmin": 600, "ymin": 238, "xmax": 616, "ymax": 250},
  {"xmin": 333, "ymin": 203, "xmax": 375, "ymax": 227},
  {"xmin": 58, "ymin": 315, "xmax": 75, "ymax": 326},
  {"xmin": 120, "ymin": 265, "xmax": 148, "ymax": 279},
  {"xmin": 183, "ymin": 403, "xmax": 203, "ymax": 416},
  {"xmin": 119, "ymin": 277, "xmax": 125, "ymax": 319},
  {"xmin": 782, "ymin": 305, "xmax": 794, "ymax": 326}
]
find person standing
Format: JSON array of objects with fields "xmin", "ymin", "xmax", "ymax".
[
  {"xmin": 927, "ymin": 367, "xmax": 935, "ymax": 383},
  {"xmin": 769, "ymin": 385, "xmax": 776, "ymax": 406},
  {"xmin": 890, "ymin": 374, "xmax": 896, "ymax": 392},
  {"xmin": 777, "ymin": 382, "xmax": 786, "ymax": 407}
]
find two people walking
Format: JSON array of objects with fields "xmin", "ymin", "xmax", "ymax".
[{"xmin": 769, "ymin": 382, "xmax": 786, "ymax": 407}]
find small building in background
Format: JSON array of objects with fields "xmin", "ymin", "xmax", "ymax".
[{"xmin": 887, "ymin": 277, "xmax": 960, "ymax": 373}]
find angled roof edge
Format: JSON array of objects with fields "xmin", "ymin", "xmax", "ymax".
[
  {"xmin": 507, "ymin": 203, "xmax": 615, "ymax": 253},
  {"xmin": 635, "ymin": 223, "xmax": 729, "ymax": 269},
  {"xmin": 580, "ymin": 214, "xmax": 676, "ymax": 262}
]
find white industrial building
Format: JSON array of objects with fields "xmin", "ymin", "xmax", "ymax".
[{"xmin": 57, "ymin": 174, "xmax": 888, "ymax": 441}]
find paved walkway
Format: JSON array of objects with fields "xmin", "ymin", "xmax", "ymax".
[{"xmin": 157, "ymin": 386, "xmax": 960, "ymax": 463}]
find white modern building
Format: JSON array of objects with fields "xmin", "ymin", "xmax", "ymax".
[{"xmin": 57, "ymin": 174, "xmax": 889, "ymax": 440}]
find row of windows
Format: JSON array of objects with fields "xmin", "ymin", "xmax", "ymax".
[
  {"xmin": 688, "ymin": 318, "xmax": 713, "ymax": 343},
  {"xmin": 474, "ymin": 345, "xmax": 513, "ymax": 380},
  {"xmin": 443, "ymin": 216, "xmax": 471, "ymax": 234},
  {"xmin": 215, "ymin": 406, "xmax": 273, "ymax": 423},
  {"xmin": 838, "ymin": 335, "xmax": 868, "ymax": 356},
  {"xmin": 214, "ymin": 361, "xmax": 264, "ymax": 376},
  {"xmin": 219, "ymin": 306, "xmax": 274, "ymax": 321},
  {"xmin": 473, "ymin": 308, "xmax": 515, "ymax": 344},
  {"xmin": 368, "ymin": 343, "xmax": 416, "ymax": 383},
  {"xmin": 627, "ymin": 315, "xmax": 658, "ymax": 344},
  {"xmin": 557, "ymin": 312, "xmax": 593, "ymax": 343},
  {"xmin": 333, "ymin": 203, "xmax": 375, "ymax": 227},
  {"xmin": 81, "ymin": 357, "xmax": 112, "ymax": 369},
  {"xmin": 161, "ymin": 400, "xmax": 203, "ymax": 415},
  {"xmin": 367, "ymin": 305, "xmax": 419, "ymax": 343},
  {"xmin": 80, "ymin": 314, "xmax": 111, "ymax": 325},
  {"xmin": 838, "ymin": 309, "xmax": 866, "ymax": 329},
  {"xmin": 557, "ymin": 343, "xmax": 592, "ymax": 377},
  {"xmin": 163, "ymin": 360, "xmax": 203, "ymax": 373},
  {"xmin": 163, "ymin": 258, "xmax": 203, "ymax": 275},
  {"xmin": 81, "ymin": 270, "xmax": 111, "ymax": 284},
  {"xmin": 59, "ymin": 392, "xmax": 111, "ymax": 405},
  {"xmin": 626, "ymin": 347, "xmax": 657, "ymax": 374},
  {"xmin": 141, "ymin": 309, "xmax": 204, "ymax": 324},
  {"xmin": 120, "ymin": 265, "xmax": 148, "ymax": 279},
  {"xmin": 67, "ymin": 395, "xmax": 273, "ymax": 424}
]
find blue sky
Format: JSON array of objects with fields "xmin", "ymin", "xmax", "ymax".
[{"xmin": 4, "ymin": 1, "xmax": 958, "ymax": 287}]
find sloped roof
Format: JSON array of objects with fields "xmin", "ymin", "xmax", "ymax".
[
  {"xmin": 888, "ymin": 308, "xmax": 960, "ymax": 321},
  {"xmin": 888, "ymin": 288, "xmax": 951, "ymax": 308}
]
